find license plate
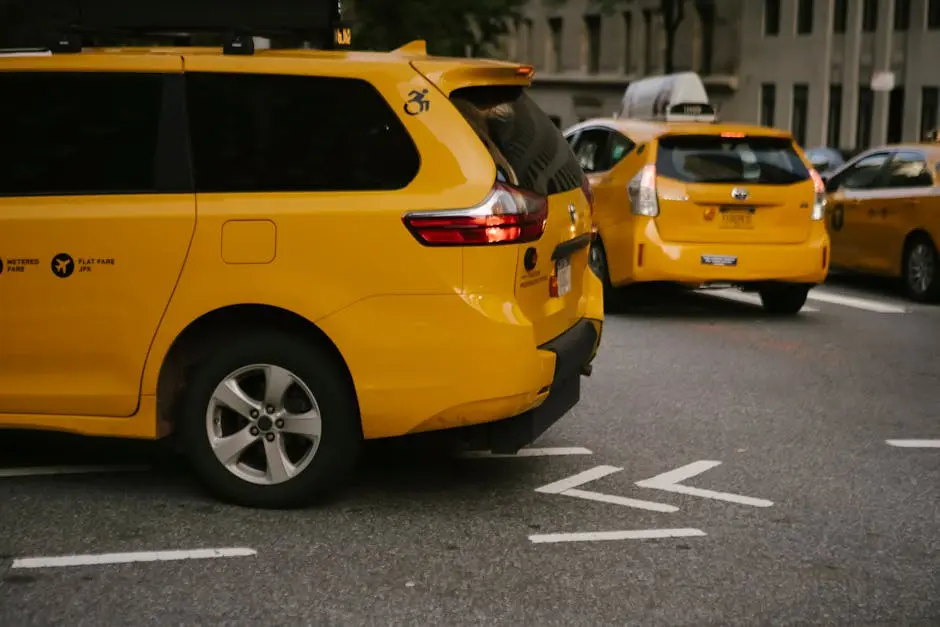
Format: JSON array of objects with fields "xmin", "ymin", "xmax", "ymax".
[
  {"xmin": 555, "ymin": 257, "xmax": 572, "ymax": 297},
  {"xmin": 720, "ymin": 209, "xmax": 753, "ymax": 229},
  {"xmin": 701, "ymin": 254, "xmax": 738, "ymax": 267}
]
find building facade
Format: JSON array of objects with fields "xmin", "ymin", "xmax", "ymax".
[{"xmin": 501, "ymin": 0, "xmax": 940, "ymax": 151}]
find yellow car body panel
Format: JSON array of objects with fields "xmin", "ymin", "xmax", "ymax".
[
  {"xmin": 825, "ymin": 144, "xmax": 940, "ymax": 279},
  {"xmin": 0, "ymin": 47, "xmax": 602, "ymax": 444},
  {"xmin": 567, "ymin": 118, "xmax": 830, "ymax": 288}
]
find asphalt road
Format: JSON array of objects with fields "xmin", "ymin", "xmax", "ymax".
[{"xmin": 1, "ymin": 274, "xmax": 939, "ymax": 627}]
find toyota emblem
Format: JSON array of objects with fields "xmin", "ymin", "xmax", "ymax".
[
  {"xmin": 568, "ymin": 203, "xmax": 578, "ymax": 224},
  {"xmin": 731, "ymin": 188, "xmax": 749, "ymax": 201}
]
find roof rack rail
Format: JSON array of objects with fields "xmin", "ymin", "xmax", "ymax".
[{"xmin": 10, "ymin": 0, "xmax": 351, "ymax": 54}]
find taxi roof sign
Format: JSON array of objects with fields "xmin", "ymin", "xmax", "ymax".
[{"xmin": 618, "ymin": 72, "xmax": 717, "ymax": 123}]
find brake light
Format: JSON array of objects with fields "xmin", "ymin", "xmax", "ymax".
[
  {"xmin": 721, "ymin": 131, "xmax": 746, "ymax": 138},
  {"xmin": 809, "ymin": 167, "xmax": 827, "ymax": 221},
  {"xmin": 581, "ymin": 175, "xmax": 595, "ymax": 217},
  {"xmin": 628, "ymin": 164, "xmax": 660, "ymax": 217},
  {"xmin": 402, "ymin": 182, "xmax": 548, "ymax": 246}
]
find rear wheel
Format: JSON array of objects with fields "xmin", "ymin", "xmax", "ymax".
[
  {"xmin": 177, "ymin": 330, "xmax": 361, "ymax": 509},
  {"xmin": 758, "ymin": 283, "xmax": 810, "ymax": 316},
  {"xmin": 589, "ymin": 237, "xmax": 615, "ymax": 301},
  {"xmin": 902, "ymin": 235, "xmax": 940, "ymax": 303}
]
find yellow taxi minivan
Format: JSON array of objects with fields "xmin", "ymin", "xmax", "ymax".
[
  {"xmin": 565, "ymin": 72, "xmax": 830, "ymax": 315},
  {"xmin": 822, "ymin": 144, "xmax": 940, "ymax": 302},
  {"xmin": 0, "ymin": 8, "xmax": 603, "ymax": 508}
]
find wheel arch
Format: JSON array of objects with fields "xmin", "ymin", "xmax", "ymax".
[{"xmin": 155, "ymin": 304, "xmax": 357, "ymax": 437}]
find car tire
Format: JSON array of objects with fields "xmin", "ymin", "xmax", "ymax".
[
  {"xmin": 177, "ymin": 329, "xmax": 361, "ymax": 509},
  {"xmin": 902, "ymin": 235, "xmax": 940, "ymax": 303},
  {"xmin": 589, "ymin": 237, "xmax": 615, "ymax": 301},
  {"xmin": 758, "ymin": 283, "xmax": 810, "ymax": 316}
]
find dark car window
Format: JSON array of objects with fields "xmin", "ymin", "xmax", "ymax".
[
  {"xmin": 882, "ymin": 151, "xmax": 935, "ymax": 188},
  {"xmin": 571, "ymin": 128, "xmax": 613, "ymax": 173},
  {"xmin": 656, "ymin": 134, "xmax": 810, "ymax": 185},
  {"xmin": 186, "ymin": 72, "xmax": 420, "ymax": 193},
  {"xmin": 450, "ymin": 85, "xmax": 583, "ymax": 195},
  {"xmin": 837, "ymin": 152, "xmax": 892, "ymax": 190},
  {"xmin": 0, "ymin": 72, "xmax": 166, "ymax": 196}
]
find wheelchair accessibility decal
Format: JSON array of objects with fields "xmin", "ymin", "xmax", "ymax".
[
  {"xmin": 404, "ymin": 89, "xmax": 430, "ymax": 116},
  {"xmin": 830, "ymin": 203, "xmax": 844, "ymax": 232}
]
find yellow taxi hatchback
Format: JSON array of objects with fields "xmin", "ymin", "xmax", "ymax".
[
  {"xmin": 565, "ymin": 73, "xmax": 830, "ymax": 315},
  {"xmin": 0, "ymin": 12, "xmax": 602, "ymax": 509},
  {"xmin": 822, "ymin": 144, "xmax": 940, "ymax": 302}
]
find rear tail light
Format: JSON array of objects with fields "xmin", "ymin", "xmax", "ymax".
[
  {"xmin": 402, "ymin": 182, "xmax": 548, "ymax": 246},
  {"xmin": 628, "ymin": 164, "xmax": 660, "ymax": 217},
  {"xmin": 809, "ymin": 168, "xmax": 827, "ymax": 221}
]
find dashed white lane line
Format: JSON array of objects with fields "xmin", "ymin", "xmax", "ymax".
[
  {"xmin": 529, "ymin": 529, "xmax": 706, "ymax": 544},
  {"xmin": 0, "ymin": 465, "xmax": 151, "ymax": 479},
  {"xmin": 886, "ymin": 439, "xmax": 940, "ymax": 448},
  {"xmin": 807, "ymin": 290, "xmax": 908, "ymax": 314},
  {"xmin": 460, "ymin": 447, "xmax": 593, "ymax": 459},
  {"xmin": 11, "ymin": 548, "xmax": 257, "ymax": 569},
  {"xmin": 702, "ymin": 289, "xmax": 820, "ymax": 312}
]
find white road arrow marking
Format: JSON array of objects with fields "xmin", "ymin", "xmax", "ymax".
[
  {"xmin": 636, "ymin": 460, "xmax": 774, "ymax": 507},
  {"xmin": 535, "ymin": 465, "xmax": 679, "ymax": 513},
  {"xmin": 886, "ymin": 439, "xmax": 940, "ymax": 448}
]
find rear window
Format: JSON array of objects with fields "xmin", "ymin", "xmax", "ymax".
[
  {"xmin": 656, "ymin": 134, "xmax": 810, "ymax": 185},
  {"xmin": 450, "ymin": 86, "xmax": 583, "ymax": 196}
]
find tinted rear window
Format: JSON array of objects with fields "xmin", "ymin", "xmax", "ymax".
[
  {"xmin": 656, "ymin": 135, "xmax": 810, "ymax": 185},
  {"xmin": 450, "ymin": 86, "xmax": 583, "ymax": 196}
]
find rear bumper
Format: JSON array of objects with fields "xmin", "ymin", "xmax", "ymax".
[
  {"xmin": 629, "ymin": 225, "xmax": 830, "ymax": 285},
  {"xmin": 443, "ymin": 317, "xmax": 601, "ymax": 454}
]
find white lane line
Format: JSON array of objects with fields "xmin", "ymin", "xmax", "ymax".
[
  {"xmin": 701, "ymin": 289, "xmax": 820, "ymax": 312},
  {"xmin": 0, "ymin": 465, "xmax": 151, "ymax": 479},
  {"xmin": 460, "ymin": 447, "xmax": 593, "ymax": 459},
  {"xmin": 529, "ymin": 528, "xmax": 706, "ymax": 544},
  {"xmin": 636, "ymin": 460, "xmax": 774, "ymax": 507},
  {"xmin": 886, "ymin": 439, "xmax": 940, "ymax": 448},
  {"xmin": 534, "ymin": 465, "xmax": 621, "ymax": 494},
  {"xmin": 11, "ymin": 548, "xmax": 257, "ymax": 569},
  {"xmin": 562, "ymin": 488, "xmax": 679, "ymax": 513},
  {"xmin": 807, "ymin": 290, "xmax": 907, "ymax": 313}
]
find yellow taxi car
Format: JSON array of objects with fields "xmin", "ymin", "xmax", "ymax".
[
  {"xmin": 565, "ymin": 73, "xmax": 830, "ymax": 315},
  {"xmin": 822, "ymin": 144, "xmax": 940, "ymax": 302},
  {"xmin": 0, "ymin": 25, "xmax": 603, "ymax": 508}
]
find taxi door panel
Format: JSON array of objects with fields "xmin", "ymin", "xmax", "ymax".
[
  {"xmin": 826, "ymin": 151, "xmax": 893, "ymax": 271},
  {"xmin": 0, "ymin": 62, "xmax": 196, "ymax": 417}
]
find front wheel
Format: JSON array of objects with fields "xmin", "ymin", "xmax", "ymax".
[
  {"xmin": 589, "ymin": 237, "xmax": 615, "ymax": 301},
  {"xmin": 758, "ymin": 283, "xmax": 810, "ymax": 316},
  {"xmin": 902, "ymin": 236, "xmax": 940, "ymax": 303},
  {"xmin": 177, "ymin": 330, "xmax": 361, "ymax": 509}
]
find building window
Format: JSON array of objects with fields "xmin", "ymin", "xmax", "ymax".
[
  {"xmin": 894, "ymin": 0, "xmax": 910, "ymax": 30},
  {"xmin": 622, "ymin": 11, "xmax": 633, "ymax": 72},
  {"xmin": 791, "ymin": 84, "xmax": 809, "ymax": 146},
  {"xmin": 828, "ymin": 84, "xmax": 843, "ymax": 148},
  {"xmin": 548, "ymin": 17, "xmax": 563, "ymax": 73},
  {"xmin": 764, "ymin": 0, "xmax": 780, "ymax": 35},
  {"xmin": 643, "ymin": 9, "xmax": 654, "ymax": 73},
  {"xmin": 887, "ymin": 87, "xmax": 905, "ymax": 144},
  {"xmin": 760, "ymin": 83, "xmax": 776, "ymax": 127},
  {"xmin": 862, "ymin": 0, "xmax": 878, "ymax": 32},
  {"xmin": 833, "ymin": 0, "xmax": 847, "ymax": 33},
  {"xmin": 929, "ymin": 0, "xmax": 940, "ymax": 29},
  {"xmin": 856, "ymin": 86, "xmax": 874, "ymax": 149},
  {"xmin": 519, "ymin": 18, "xmax": 534, "ymax": 63},
  {"xmin": 797, "ymin": 0, "xmax": 814, "ymax": 35},
  {"xmin": 584, "ymin": 15, "xmax": 602, "ymax": 74},
  {"xmin": 921, "ymin": 87, "xmax": 939, "ymax": 138}
]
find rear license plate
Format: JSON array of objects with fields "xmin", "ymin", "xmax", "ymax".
[
  {"xmin": 556, "ymin": 257, "xmax": 572, "ymax": 296},
  {"xmin": 701, "ymin": 254, "xmax": 738, "ymax": 267},
  {"xmin": 720, "ymin": 209, "xmax": 753, "ymax": 229}
]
